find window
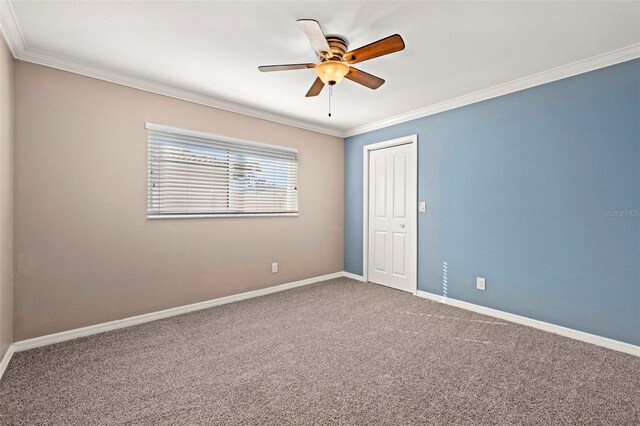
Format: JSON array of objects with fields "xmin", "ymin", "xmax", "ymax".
[{"xmin": 147, "ymin": 123, "xmax": 298, "ymax": 217}]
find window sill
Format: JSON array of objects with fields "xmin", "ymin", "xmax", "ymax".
[{"xmin": 147, "ymin": 213, "xmax": 299, "ymax": 219}]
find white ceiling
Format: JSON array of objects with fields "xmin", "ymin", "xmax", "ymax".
[{"xmin": 4, "ymin": 1, "xmax": 640, "ymax": 136}]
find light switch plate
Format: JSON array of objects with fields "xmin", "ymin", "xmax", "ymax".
[
  {"xmin": 477, "ymin": 277, "xmax": 486, "ymax": 291},
  {"xmin": 272, "ymin": 262, "xmax": 278, "ymax": 273},
  {"xmin": 419, "ymin": 201, "xmax": 426, "ymax": 212}
]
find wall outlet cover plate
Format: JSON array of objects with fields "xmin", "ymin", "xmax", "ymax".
[{"xmin": 477, "ymin": 277, "xmax": 486, "ymax": 290}]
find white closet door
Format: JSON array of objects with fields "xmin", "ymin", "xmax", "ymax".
[{"xmin": 368, "ymin": 143, "xmax": 414, "ymax": 292}]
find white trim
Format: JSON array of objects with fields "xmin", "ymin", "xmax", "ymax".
[
  {"xmin": 342, "ymin": 272, "xmax": 365, "ymax": 282},
  {"xmin": 416, "ymin": 290, "xmax": 640, "ymax": 357},
  {"xmin": 344, "ymin": 43, "xmax": 640, "ymax": 137},
  {"xmin": 0, "ymin": 344, "xmax": 15, "ymax": 381},
  {"xmin": 362, "ymin": 135, "xmax": 418, "ymax": 294},
  {"xmin": 18, "ymin": 48, "xmax": 342, "ymax": 137},
  {"xmin": 145, "ymin": 122, "xmax": 298, "ymax": 154},
  {"xmin": 2, "ymin": 0, "xmax": 639, "ymax": 139},
  {"xmin": 13, "ymin": 272, "xmax": 343, "ymax": 352},
  {"xmin": 6, "ymin": 275, "xmax": 637, "ymax": 362},
  {"xmin": 148, "ymin": 213, "xmax": 299, "ymax": 219},
  {"xmin": 0, "ymin": 0, "xmax": 23, "ymax": 57}
]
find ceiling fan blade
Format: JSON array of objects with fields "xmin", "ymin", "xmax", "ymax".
[
  {"xmin": 305, "ymin": 77, "xmax": 325, "ymax": 97},
  {"xmin": 297, "ymin": 19, "xmax": 332, "ymax": 59},
  {"xmin": 344, "ymin": 67, "xmax": 385, "ymax": 90},
  {"xmin": 258, "ymin": 63, "xmax": 316, "ymax": 72},
  {"xmin": 344, "ymin": 34, "xmax": 405, "ymax": 64}
]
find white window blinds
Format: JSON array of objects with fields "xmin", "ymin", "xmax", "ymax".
[{"xmin": 147, "ymin": 123, "xmax": 298, "ymax": 217}]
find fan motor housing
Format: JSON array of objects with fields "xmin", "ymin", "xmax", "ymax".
[{"xmin": 325, "ymin": 36, "xmax": 348, "ymax": 60}]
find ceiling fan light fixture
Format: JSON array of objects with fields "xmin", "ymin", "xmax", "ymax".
[{"xmin": 315, "ymin": 60, "xmax": 349, "ymax": 85}]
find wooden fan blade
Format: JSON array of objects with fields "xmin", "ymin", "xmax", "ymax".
[
  {"xmin": 297, "ymin": 19, "xmax": 332, "ymax": 59},
  {"xmin": 305, "ymin": 77, "xmax": 325, "ymax": 97},
  {"xmin": 344, "ymin": 34, "xmax": 405, "ymax": 64},
  {"xmin": 258, "ymin": 63, "xmax": 316, "ymax": 72},
  {"xmin": 344, "ymin": 67, "xmax": 385, "ymax": 89}
]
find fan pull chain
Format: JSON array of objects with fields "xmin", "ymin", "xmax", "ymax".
[{"xmin": 328, "ymin": 84, "xmax": 332, "ymax": 118}]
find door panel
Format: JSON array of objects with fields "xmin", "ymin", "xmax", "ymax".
[
  {"xmin": 374, "ymin": 156, "xmax": 387, "ymax": 217},
  {"xmin": 373, "ymin": 231, "xmax": 387, "ymax": 272},
  {"xmin": 373, "ymin": 157, "xmax": 387, "ymax": 218},
  {"xmin": 392, "ymin": 232, "xmax": 406, "ymax": 277},
  {"xmin": 368, "ymin": 149, "xmax": 390, "ymax": 286},
  {"xmin": 368, "ymin": 142, "xmax": 415, "ymax": 292},
  {"xmin": 393, "ymin": 152, "xmax": 407, "ymax": 219}
]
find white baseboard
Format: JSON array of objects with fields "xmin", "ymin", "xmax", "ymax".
[
  {"xmin": 342, "ymin": 272, "xmax": 365, "ymax": 281},
  {"xmin": 13, "ymin": 271, "xmax": 345, "ymax": 352},
  {"xmin": 0, "ymin": 344, "xmax": 15, "ymax": 381},
  {"xmin": 15, "ymin": 274, "xmax": 634, "ymax": 359},
  {"xmin": 416, "ymin": 290, "xmax": 639, "ymax": 357}
]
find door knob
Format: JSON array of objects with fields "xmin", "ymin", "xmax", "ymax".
[{"xmin": 400, "ymin": 224, "xmax": 405, "ymax": 228}]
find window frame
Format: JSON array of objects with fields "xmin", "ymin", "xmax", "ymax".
[{"xmin": 146, "ymin": 123, "xmax": 299, "ymax": 219}]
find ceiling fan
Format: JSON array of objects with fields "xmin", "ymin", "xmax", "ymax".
[{"xmin": 259, "ymin": 19, "xmax": 405, "ymax": 97}]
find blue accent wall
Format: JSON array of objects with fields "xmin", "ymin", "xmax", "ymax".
[{"xmin": 344, "ymin": 59, "xmax": 640, "ymax": 346}]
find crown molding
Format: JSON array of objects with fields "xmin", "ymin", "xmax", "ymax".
[
  {"xmin": 343, "ymin": 43, "xmax": 640, "ymax": 137},
  {"xmin": 0, "ymin": 0, "xmax": 24, "ymax": 57},
  {"xmin": 16, "ymin": 48, "xmax": 345, "ymax": 137},
  {"xmin": 2, "ymin": 0, "xmax": 639, "ymax": 140}
]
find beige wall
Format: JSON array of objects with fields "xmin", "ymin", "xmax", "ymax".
[
  {"xmin": 0, "ymin": 38, "xmax": 14, "ymax": 357},
  {"xmin": 14, "ymin": 62, "xmax": 344, "ymax": 340}
]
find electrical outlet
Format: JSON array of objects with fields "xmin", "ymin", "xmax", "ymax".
[
  {"xmin": 271, "ymin": 262, "xmax": 278, "ymax": 273},
  {"xmin": 476, "ymin": 277, "xmax": 486, "ymax": 291}
]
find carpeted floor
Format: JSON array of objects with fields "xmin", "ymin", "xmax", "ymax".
[{"xmin": 1, "ymin": 278, "xmax": 639, "ymax": 425}]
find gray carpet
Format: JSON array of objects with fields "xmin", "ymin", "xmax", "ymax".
[{"xmin": 1, "ymin": 278, "xmax": 638, "ymax": 425}]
